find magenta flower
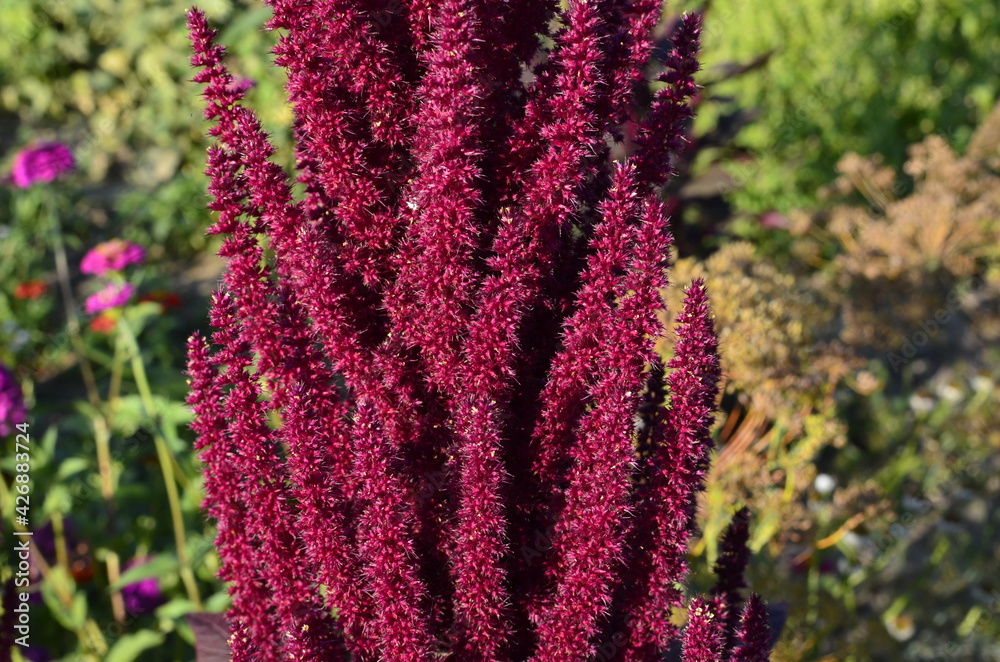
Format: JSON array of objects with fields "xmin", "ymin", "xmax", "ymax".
[
  {"xmin": 9, "ymin": 143, "xmax": 74, "ymax": 188},
  {"xmin": 681, "ymin": 598, "xmax": 726, "ymax": 662},
  {"xmin": 80, "ymin": 239, "xmax": 145, "ymax": 275},
  {"xmin": 712, "ymin": 507, "xmax": 752, "ymax": 646},
  {"xmin": 0, "ymin": 363, "xmax": 27, "ymax": 436},
  {"xmin": 84, "ymin": 282, "xmax": 134, "ymax": 314},
  {"xmin": 731, "ymin": 594, "xmax": 773, "ymax": 661},
  {"xmin": 121, "ymin": 558, "xmax": 165, "ymax": 615},
  {"xmin": 225, "ymin": 76, "xmax": 256, "ymax": 94}
]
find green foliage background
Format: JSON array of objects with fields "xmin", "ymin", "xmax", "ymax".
[
  {"xmin": 688, "ymin": 0, "xmax": 1000, "ymax": 214},
  {"xmin": 0, "ymin": 0, "xmax": 290, "ymax": 256}
]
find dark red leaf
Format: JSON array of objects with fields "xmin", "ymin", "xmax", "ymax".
[{"xmin": 188, "ymin": 612, "xmax": 231, "ymax": 662}]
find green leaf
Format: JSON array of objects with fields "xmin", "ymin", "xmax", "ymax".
[
  {"xmin": 155, "ymin": 598, "xmax": 198, "ymax": 620},
  {"xmin": 69, "ymin": 592, "xmax": 87, "ymax": 630},
  {"xmin": 203, "ymin": 591, "xmax": 231, "ymax": 614},
  {"xmin": 218, "ymin": 6, "xmax": 273, "ymax": 44},
  {"xmin": 109, "ymin": 395, "xmax": 145, "ymax": 436},
  {"xmin": 39, "ymin": 425, "xmax": 59, "ymax": 465},
  {"xmin": 160, "ymin": 398, "xmax": 194, "ymax": 427},
  {"xmin": 105, "ymin": 630, "xmax": 167, "ymax": 662},
  {"xmin": 123, "ymin": 301, "xmax": 167, "ymax": 336},
  {"xmin": 56, "ymin": 456, "xmax": 91, "ymax": 480},
  {"xmin": 108, "ymin": 555, "xmax": 178, "ymax": 593},
  {"xmin": 40, "ymin": 567, "xmax": 85, "ymax": 631},
  {"xmin": 161, "ymin": 418, "xmax": 186, "ymax": 455},
  {"xmin": 41, "ymin": 484, "xmax": 73, "ymax": 518}
]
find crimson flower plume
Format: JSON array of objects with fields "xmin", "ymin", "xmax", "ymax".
[{"xmin": 186, "ymin": 2, "xmax": 771, "ymax": 660}]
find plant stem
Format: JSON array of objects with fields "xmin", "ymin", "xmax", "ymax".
[
  {"xmin": 48, "ymin": 200, "xmax": 100, "ymax": 409},
  {"xmin": 93, "ymin": 415, "xmax": 115, "ymax": 503},
  {"xmin": 52, "ymin": 511, "xmax": 70, "ymax": 571},
  {"xmin": 48, "ymin": 198, "xmax": 118, "ymax": 508},
  {"xmin": 117, "ymin": 317, "xmax": 203, "ymax": 609},
  {"xmin": 107, "ymin": 332, "xmax": 125, "ymax": 412},
  {"xmin": 106, "ymin": 551, "xmax": 126, "ymax": 623}
]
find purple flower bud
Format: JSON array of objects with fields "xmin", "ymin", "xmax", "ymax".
[
  {"xmin": 121, "ymin": 557, "xmax": 165, "ymax": 615},
  {"xmin": 712, "ymin": 507, "xmax": 752, "ymax": 646},
  {"xmin": 730, "ymin": 594, "xmax": 773, "ymax": 661},
  {"xmin": 0, "ymin": 363, "xmax": 27, "ymax": 436}
]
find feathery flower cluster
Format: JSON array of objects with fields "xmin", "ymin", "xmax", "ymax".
[
  {"xmin": 8, "ymin": 143, "xmax": 74, "ymax": 188},
  {"xmin": 187, "ymin": 2, "xmax": 770, "ymax": 660}
]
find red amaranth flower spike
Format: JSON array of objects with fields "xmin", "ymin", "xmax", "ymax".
[
  {"xmin": 634, "ymin": 11, "xmax": 703, "ymax": 191},
  {"xmin": 187, "ymin": 2, "xmax": 772, "ymax": 659},
  {"xmin": 621, "ymin": 279, "xmax": 722, "ymax": 658},
  {"xmin": 385, "ymin": 0, "xmax": 488, "ymax": 395},
  {"xmin": 531, "ymin": 199, "xmax": 670, "ymax": 660},
  {"xmin": 186, "ymin": 323, "xmax": 282, "ymax": 661},
  {"xmin": 712, "ymin": 507, "xmax": 753, "ymax": 651},
  {"xmin": 730, "ymin": 594, "xmax": 773, "ymax": 662},
  {"xmin": 681, "ymin": 598, "xmax": 726, "ymax": 662}
]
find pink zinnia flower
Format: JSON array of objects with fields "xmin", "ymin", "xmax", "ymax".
[
  {"xmin": 84, "ymin": 282, "xmax": 135, "ymax": 314},
  {"xmin": 10, "ymin": 143, "xmax": 75, "ymax": 188},
  {"xmin": 80, "ymin": 240, "xmax": 145, "ymax": 275}
]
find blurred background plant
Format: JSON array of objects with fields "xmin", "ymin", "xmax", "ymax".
[
  {"xmin": 676, "ymin": 0, "xmax": 1000, "ymax": 218},
  {"xmin": 666, "ymin": 94, "xmax": 1000, "ymax": 662},
  {"xmin": 0, "ymin": 150, "xmax": 228, "ymax": 659},
  {"xmin": 0, "ymin": 0, "xmax": 278, "ymax": 657},
  {"xmin": 0, "ymin": 0, "xmax": 291, "ymax": 260},
  {"xmin": 1, "ymin": 0, "xmax": 998, "ymax": 660}
]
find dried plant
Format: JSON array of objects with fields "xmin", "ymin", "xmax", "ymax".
[
  {"xmin": 802, "ymin": 105, "xmax": 1000, "ymax": 349},
  {"xmin": 663, "ymin": 102, "xmax": 1000, "ymax": 568}
]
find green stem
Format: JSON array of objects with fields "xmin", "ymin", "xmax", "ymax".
[
  {"xmin": 52, "ymin": 511, "xmax": 70, "ymax": 572},
  {"xmin": 48, "ymin": 201, "xmax": 101, "ymax": 409},
  {"xmin": 97, "ymin": 335, "xmax": 126, "ymax": 504},
  {"xmin": 107, "ymin": 332, "xmax": 125, "ymax": 412},
  {"xmin": 93, "ymin": 415, "xmax": 115, "ymax": 504},
  {"xmin": 117, "ymin": 318, "xmax": 202, "ymax": 609},
  {"xmin": 48, "ymin": 196, "xmax": 118, "ymax": 514}
]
